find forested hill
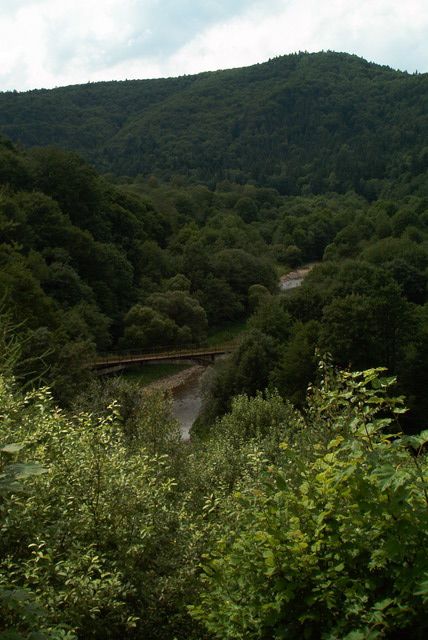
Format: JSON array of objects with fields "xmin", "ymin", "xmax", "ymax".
[
  {"xmin": 1, "ymin": 51, "xmax": 428, "ymax": 640},
  {"xmin": 0, "ymin": 51, "xmax": 427, "ymax": 196}
]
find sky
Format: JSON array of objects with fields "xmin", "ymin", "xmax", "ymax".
[{"xmin": 0, "ymin": 0, "xmax": 427, "ymax": 92}]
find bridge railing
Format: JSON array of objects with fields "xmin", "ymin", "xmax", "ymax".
[
  {"xmin": 97, "ymin": 342, "xmax": 201, "ymax": 358},
  {"xmin": 94, "ymin": 340, "xmax": 239, "ymax": 366}
]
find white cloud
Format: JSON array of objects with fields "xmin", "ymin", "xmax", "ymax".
[
  {"xmin": 0, "ymin": 0, "xmax": 144, "ymax": 89},
  {"xmin": 0, "ymin": 0, "xmax": 427, "ymax": 91},
  {"xmin": 164, "ymin": 0, "xmax": 428, "ymax": 76}
]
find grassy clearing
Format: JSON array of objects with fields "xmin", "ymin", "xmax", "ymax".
[
  {"xmin": 206, "ymin": 319, "xmax": 249, "ymax": 346},
  {"xmin": 120, "ymin": 363, "xmax": 191, "ymax": 386}
]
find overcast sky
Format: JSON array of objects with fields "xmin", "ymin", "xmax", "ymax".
[{"xmin": 0, "ymin": 0, "xmax": 427, "ymax": 92}]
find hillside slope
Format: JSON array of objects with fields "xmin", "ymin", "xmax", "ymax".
[{"xmin": 0, "ymin": 51, "xmax": 427, "ymax": 195}]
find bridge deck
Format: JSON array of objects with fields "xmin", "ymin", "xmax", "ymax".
[{"xmin": 92, "ymin": 344, "xmax": 235, "ymax": 370}]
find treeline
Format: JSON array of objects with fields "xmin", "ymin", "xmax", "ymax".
[
  {"xmin": 198, "ymin": 194, "xmax": 428, "ymax": 432},
  {"xmin": 0, "ymin": 52, "xmax": 427, "ymax": 197},
  {"xmin": 0, "ymin": 139, "xmax": 284, "ymax": 400},
  {"xmin": 2, "ymin": 137, "xmax": 355, "ymax": 402},
  {"xmin": 2, "ymin": 134, "xmax": 427, "ymax": 420}
]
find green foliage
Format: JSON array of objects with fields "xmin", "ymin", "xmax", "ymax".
[
  {"xmin": 72, "ymin": 376, "xmax": 182, "ymax": 456},
  {"xmin": 0, "ymin": 140, "xmax": 288, "ymax": 402},
  {"xmin": 190, "ymin": 366, "xmax": 428, "ymax": 639},
  {"xmin": 1, "ymin": 350, "xmax": 428, "ymax": 640},
  {"xmin": 121, "ymin": 289, "xmax": 208, "ymax": 350},
  {"xmin": 281, "ymin": 244, "xmax": 302, "ymax": 267},
  {"xmin": 320, "ymin": 287, "xmax": 412, "ymax": 371},
  {"xmin": 272, "ymin": 320, "xmax": 321, "ymax": 406},
  {"xmin": 120, "ymin": 304, "xmax": 179, "ymax": 349},
  {"xmin": 247, "ymin": 284, "xmax": 271, "ymax": 312},
  {"xmin": 0, "ymin": 375, "xmax": 195, "ymax": 639},
  {"xmin": 196, "ymin": 330, "xmax": 281, "ymax": 429},
  {"xmin": 248, "ymin": 297, "xmax": 292, "ymax": 342},
  {"xmin": 147, "ymin": 290, "xmax": 208, "ymax": 344},
  {"xmin": 1, "ymin": 52, "xmax": 427, "ymax": 198},
  {"xmin": 1, "ymin": 46, "xmax": 428, "ymax": 640},
  {"xmin": 210, "ymin": 248, "xmax": 277, "ymax": 300}
]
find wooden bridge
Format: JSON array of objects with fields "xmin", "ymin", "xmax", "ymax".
[{"xmin": 92, "ymin": 343, "xmax": 236, "ymax": 373}]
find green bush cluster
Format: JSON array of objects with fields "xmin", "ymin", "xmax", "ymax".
[
  {"xmin": 191, "ymin": 368, "xmax": 428, "ymax": 639},
  {"xmin": 1, "ymin": 363, "xmax": 427, "ymax": 639}
]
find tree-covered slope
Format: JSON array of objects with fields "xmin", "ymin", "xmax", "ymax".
[
  {"xmin": 0, "ymin": 138, "xmax": 287, "ymax": 401},
  {"xmin": 0, "ymin": 51, "xmax": 427, "ymax": 195}
]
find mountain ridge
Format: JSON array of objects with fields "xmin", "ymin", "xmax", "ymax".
[{"xmin": 0, "ymin": 51, "xmax": 427, "ymax": 194}]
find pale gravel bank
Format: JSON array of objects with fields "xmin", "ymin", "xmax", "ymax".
[
  {"xmin": 142, "ymin": 364, "xmax": 206, "ymax": 396},
  {"xmin": 279, "ymin": 263, "xmax": 317, "ymax": 291}
]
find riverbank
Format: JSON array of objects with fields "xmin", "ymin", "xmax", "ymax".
[
  {"xmin": 138, "ymin": 263, "xmax": 317, "ymax": 433},
  {"xmin": 143, "ymin": 364, "xmax": 206, "ymax": 396},
  {"xmin": 143, "ymin": 364, "xmax": 206, "ymax": 439},
  {"xmin": 279, "ymin": 263, "xmax": 317, "ymax": 291}
]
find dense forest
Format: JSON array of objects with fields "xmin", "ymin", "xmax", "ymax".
[
  {"xmin": 0, "ymin": 51, "xmax": 427, "ymax": 197},
  {"xmin": 1, "ymin": 52, "xmax": 428, "ymax": 639}
]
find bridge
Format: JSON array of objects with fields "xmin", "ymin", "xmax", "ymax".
[{"xmin": 92, "ymin": 343, "xmax": 237, "ymax": 374}]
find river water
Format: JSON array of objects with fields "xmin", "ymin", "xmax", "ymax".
[
  {"xmin": 279, "ymin": 264, "xmax": 315, "ymax": 291},
  {"xmin": 169, "ymin": 264, "xmax": 317, "ymax": 437},
  {"xmin": 171, "ymin": 372, "xmax": 204, "ymax": 439}
]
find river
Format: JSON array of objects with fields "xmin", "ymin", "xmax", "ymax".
[
  {"xmin": 171, "ymin": 372, "xmax": 203, "ymax": 439},
  {"xmin": 144, "ymin": 364, "xmax": 206, "ymax": 439},
  {"xmin": 163, "ymin": 264, "xmax": 317, "ymax": 437},
  {"xmin": 279, "ymin": 263, "xmax": 316, "ymax": 291}
]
